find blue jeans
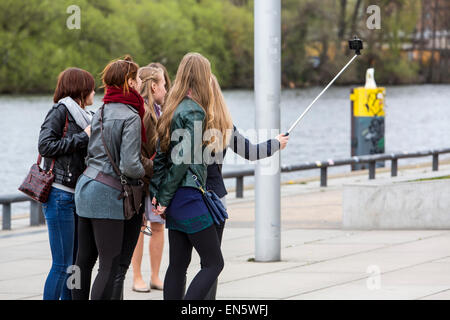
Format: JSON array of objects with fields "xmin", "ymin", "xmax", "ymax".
[{"xmin": 42, "ymin": 187, "xmax": 76, "ymax": 300}]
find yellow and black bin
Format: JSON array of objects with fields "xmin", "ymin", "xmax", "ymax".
[{"xmin": 350, "ymin": 68, "xmax": 385, "ymax": 170}]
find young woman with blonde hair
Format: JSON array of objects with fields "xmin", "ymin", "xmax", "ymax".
[
  {"xmin": 147, "ymin": 62, "xmax": 171, "ymax": 93},
  {"xmin": 129, "ymin": 65, "xmax": 168, "ymax": 293},
  {"xmin": 150, "ymin": 52, "xmax": 232, "ymax": 300},
  {"xmin": 202, "ymin": 75, "xmax": 289, "ymax": 299}
]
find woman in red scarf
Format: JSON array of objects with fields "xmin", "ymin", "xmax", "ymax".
[
  {"xmin": 103, "ymin": 84, "xmax": 147, "ymax": 143},
  {"xmin": 73, "ymin": 55, "xmax": 146, "ymax": 300}
]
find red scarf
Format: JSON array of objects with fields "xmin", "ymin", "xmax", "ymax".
[{"xmin": 103, "ymin": 86, "xmax": 147, "ymax": 143}]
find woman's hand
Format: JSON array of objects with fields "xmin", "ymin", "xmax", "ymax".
[
  {"xmin": 84, "ymin": 125, "xmax": 91, "ymax": 137},
  {"xmin": 155, "ymin": 205, "xmax": 166, "ymax": 216},
  {"xmin": 275, "ymin": 133, "xmax": 289, "ymax": 150},
  {"xmin": 151, "ymin": 197, "xmax": 166, "ymax": 215}
]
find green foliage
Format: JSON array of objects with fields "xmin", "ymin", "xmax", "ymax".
[
  {"xmin": 0, "ymin": 0, "xmax": 440, "ymax": 93},
  {"xmin": 0, "ymin": 0, "xmax": 256, "ymax": 93}
]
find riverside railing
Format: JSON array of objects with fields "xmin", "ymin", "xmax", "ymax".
[
  {"xmin": 2, "ymin": 148, "xmax": 450, "ymax": 230},
  {"xmin": 0, "ymin": 194, "xmax": 44, "ymax": 230},
  {"xmin": 223, "ymin": 148, "xmax": 450, "ymax": 198}
]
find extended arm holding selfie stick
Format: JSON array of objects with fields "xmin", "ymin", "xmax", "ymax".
[{"xmin": 284, "ymin": 37, "xmax": 363, "ymax": 136}]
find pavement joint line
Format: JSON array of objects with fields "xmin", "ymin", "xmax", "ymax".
[
  {"xmin": 223, "ymin": 234, "xmax": 254, "ymax": 241},
  {"xmin": 302, "ymin": 232, "xmax": 359, "ymax": 245},
  {"xmin": 0, "ymin": 254, "xmax": 52, "ymax": 264},
  {"xmin": 17, "ymin": 294, "xmax": 43, "ymax": 300},
  {"xmin": 0, "ymin": 239, "xmax": 48, "ymax": 250},
  {"xmin": 0, "ymin": 228, "xmax": 47, "ymax": 239},
  {"xmin": 0, "ymin": 291, "xmax": 42, "ymax": 295},
  {"xmin": 282, "ymin": 254, "xmax": 450, "ymax": 300},
  {"xmin": 227, "ymin": 187, "xmax": 342, "ymax": 205},
  {"xmin": 0, "ymin": 272, "xmax": 49, "ymax": 283},
  {"xmin": 218, "ymin": 231, "xmax": 450, "ymax": 287},
  {"xmin": 229, "ymin": 230, "xmax": 358, "ymax": 259},
  {"xmin": 217, "ymin": 297, "xmax": 280, "ymax": 300},
  {"xmin": 416, "ymin": 288, "xmax": 450, "ymax": 300},
  {"xmin": 228, "ymin": 230, "xmax": 450, "ymax": 260}
]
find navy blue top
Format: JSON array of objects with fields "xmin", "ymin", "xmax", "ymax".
[
  {"xmin": 206, "ymin": 126, "xmax": 280, "ymax": 198},
  {"xmin": 165, "ymin": 187, "xmax": 213, "ymax": 234}
]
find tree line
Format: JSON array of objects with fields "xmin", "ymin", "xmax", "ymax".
[{"xmin": 0, "ymin": 0, "xmax": 447, "ymax": 94}]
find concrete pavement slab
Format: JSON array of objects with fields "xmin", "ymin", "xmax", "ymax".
[
  {"xmin": 216, "ymin": 271, "xmax": 364, "ymax": 299},
  {"xmin": 420, "ymin": 289, "xmax": 450, "ymax": 300},
  {"xmin": 312, "ymin": 230, "xmax": 448, "ymax": 245},
  {"xmin": 287, "ymin": 260, "xmax": 450, "ymax": 300},
  {"xmin": 281, "ymin": 243, "xmax": 385, "ymax": 263},
  {"xmin": 2, "ymin": 165, "xmax": 450, "ymax": 300}
]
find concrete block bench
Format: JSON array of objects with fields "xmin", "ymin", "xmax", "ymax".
[{"xmin": 343, "ymin": 170, "xmax": 450, "ymax": 229}]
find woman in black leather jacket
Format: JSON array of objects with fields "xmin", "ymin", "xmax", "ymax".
[{"xmin": 38, "ymin": 67, "xmax": 95, "ymax": 300}]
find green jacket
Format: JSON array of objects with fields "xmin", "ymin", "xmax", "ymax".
[{"xmin": 150, "ymin": 97, "xmax": 207, "ymax": 207}]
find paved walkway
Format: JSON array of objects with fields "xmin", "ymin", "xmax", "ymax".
[{"xmin": 1, "ymin": 163, "xmax": 450, "ymax": 300}]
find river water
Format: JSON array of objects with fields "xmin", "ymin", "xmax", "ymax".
[{"xmin": 1, "ymin": 84, "xmax": 449, "ymax": 215}]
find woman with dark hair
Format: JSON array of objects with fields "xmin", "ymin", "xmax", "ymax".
[
  {"xmin": 73, "ymin": 55, "xmax": 145, "ymax": 300},
  {"xmin": 38, "ymin": 67, "xmax": 95, "ymax": 300}
]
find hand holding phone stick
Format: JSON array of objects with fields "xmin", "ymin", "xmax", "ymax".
[{"xmin": 285, "ymin": 37, "xmax": 363, "ymax": 136}]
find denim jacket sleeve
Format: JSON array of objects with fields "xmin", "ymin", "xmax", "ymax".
[
  {"xmin": 156, "ymin": 103, "xmax": 205, "ymax": 207},
  {"xmin": 119, "ymin": 114, "xmax": 145, "ymax": 179}
]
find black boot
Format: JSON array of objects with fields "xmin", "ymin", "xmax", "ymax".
[{"xmin": 111, "ymin": 265, "xmax": 128, "ymax": 300}]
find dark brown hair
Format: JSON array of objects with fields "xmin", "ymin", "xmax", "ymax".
[
  {"xmin": 101, "ymin": 55, "xmax": 139, "ymax": 93},
  {"xmin": 53, "ymin": 68, "xmax": 95, "ymax": 107}
]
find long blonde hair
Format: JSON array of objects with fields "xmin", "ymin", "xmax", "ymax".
[
  {"xmin": 156, "ymin": 52, "xmax": 215, "ymax": 152},
  {"xmin": 139, "ymin": 66, "xmax": 164, "ymax": 125},
  {"xmin": 210, "ymin": 74, "xmax": 233, "ymax": 151},
  {"xmin": 147, "ymin": 62, "xmax": 171, "ymax": 94}
]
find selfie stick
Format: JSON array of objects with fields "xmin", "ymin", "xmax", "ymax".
[{"xmin": 285, "ymin": 37, "xmax": 363, "ymax": 136}]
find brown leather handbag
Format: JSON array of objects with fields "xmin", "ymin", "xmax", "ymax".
[
  {"xmin": 99, "ymin": 105, "xmax": 144, "ymax": 220},
  {"xmin": 18, "ymin": 113, "xmax": 68, "ymax": 203}
]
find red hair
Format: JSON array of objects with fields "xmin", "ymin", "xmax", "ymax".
[{"xmin": 101, "ymin": 55, "xmax": 139, "ymax": 93}]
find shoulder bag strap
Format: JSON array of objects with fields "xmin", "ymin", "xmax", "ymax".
[
  {"xmin": 99, "ymin": 105, "xmax": 126, "ymax": 184},
  {"xmin": 188, "ymin": 167, "xmax": 205, "ymax": 194}
]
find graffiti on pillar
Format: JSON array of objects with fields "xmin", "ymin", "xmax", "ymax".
[
  {"xmin": 362, "ymin": 117, "xmax": 385, "ymax": 155},
  {"xmin": 364, "ymin": 91, "xmax": 385, "ymax": 116}
]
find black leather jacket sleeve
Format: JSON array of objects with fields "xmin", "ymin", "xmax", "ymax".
[{"xmin": 38, "ymin": 104, "xmax": 89, "ymax": 158}]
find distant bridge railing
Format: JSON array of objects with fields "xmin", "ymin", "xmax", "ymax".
[
  {"xmin": 2, "ymin": 148, "xmax": 450, "ymax": 230},
  {"xmin": 223, "ymin": 148, "xmax": 450, "ymax": 198}
]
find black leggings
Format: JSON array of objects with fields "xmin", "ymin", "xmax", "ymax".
[
  {"xmin": 72, "ymin": 213, "xmax": 141, "ymax": 300},
  {"xmin": 164, "ymin": 225, "xmax": 224, "ymax": 300},
  {"xmin": 204, "ymin": 222, "xmax": 225, "ymax": 300}
]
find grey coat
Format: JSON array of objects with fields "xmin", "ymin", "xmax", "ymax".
[
  {"xmin": 75, "ymin": 102, "xmax": 145, "ymax": 220},
  {"xmin": 85, "ymin": 102, "xmax": 145, "ymax": 180}
]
